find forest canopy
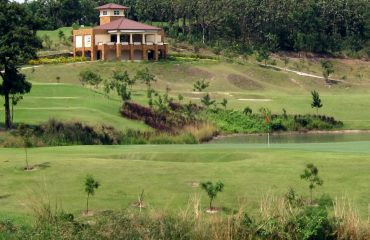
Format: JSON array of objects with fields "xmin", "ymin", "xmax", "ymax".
[{"xmin": 24, "ymin": 0, "xmax": 370, "ymax": 54}]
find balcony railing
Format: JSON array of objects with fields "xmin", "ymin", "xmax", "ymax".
[{"xmin": 96, "ymin": 42, "xmax": 167, "ymax": 46}]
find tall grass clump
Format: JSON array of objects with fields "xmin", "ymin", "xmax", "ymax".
[{"xmin": 4, "ymin": 193, "xmax": 370, "ymax": 239}]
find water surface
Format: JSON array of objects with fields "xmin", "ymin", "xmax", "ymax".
[{"xmin": 210, "ymin": 132, "xmax": 370, "ymax": 144}]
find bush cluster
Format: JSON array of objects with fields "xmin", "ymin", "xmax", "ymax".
[
  {"xmin": 206, "ymin": 109, "xmax": 343, "ymax": 133},
  {"xmin": 120, "ymin": 101, "xmax": 198, "ymax": 133},
  {"xmin": 28, "ymin": 56, "xmax": 86, "ymax": 65},
  {"xmin": 168, "ymin": 52, "xmax": 220, "ymax": 61},
  {"xmin": 1, "ymin": 119, "xmax": 124, "ymax": 147}
]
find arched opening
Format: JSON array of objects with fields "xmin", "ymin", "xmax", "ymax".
[
  {"xmin": 107, "ymin": 50, "xmax": 116, "ymax": 60},
  {"xmin": 133, "ymin": 50, "xmax": 142, "ymax": 60},
  {"xmin": 121, "ymin": 50, "xmax": 130, "ymax": 60},
  {"xmin": 85, "ymin": 51, "xmax": 91, "ymax": 60},
  {"xmin": 147, "ymin": 50, "xmax": 155, "ymax": 60},
  {"xmin": 96, "ymin": 51, "xmax": 102, "ymax": 60},
  {"xmin": 159, "ymin": 50, "xmax": 165, "ymax": 60}
]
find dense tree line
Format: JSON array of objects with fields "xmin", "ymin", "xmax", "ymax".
[{"xmin": 22, "ymin": 0, "xmax": 370, "ymax": 53}]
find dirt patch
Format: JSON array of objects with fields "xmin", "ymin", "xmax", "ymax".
[
  {"xmin": 205, "ymin": 208, "xmax": 220, "ymax": 214},
  {"xmin": 227, "ymin": 74, "xmax": 263, "ymax": 90},
  {"xmin": 185, "ymin": 67, "xmax": 213, "ymax": 79},
  {"xmin": 23, "ymin": 162, "xmax": 51, "ymax": 171},
  {"xmin": 82, "ymin": 211, "xmax": 95, "ymax": 217},
  {"xmin": 188, "ymin": 181, "xmax": 200, "ymax": 188},
  {"xmin": 238, "ymin": 98, "xmax": 272, "ymax": 102}
]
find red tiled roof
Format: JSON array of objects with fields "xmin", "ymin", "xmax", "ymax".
[
  {"xmin": 94, "ymin": 18, "xmax": 161, "ymax": 31},
  {"xmin": 95, "ymin": 3, "xmax": 129, "ymax": 10}
]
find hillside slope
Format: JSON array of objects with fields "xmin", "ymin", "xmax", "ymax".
[{"xmin": 9, "ymin": 57, "xmax": 369, "ymax": 130}]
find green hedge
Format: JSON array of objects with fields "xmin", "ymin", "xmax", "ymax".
[{"xmin": 28, "ymin": 56, "xmax": 87, "ymax": 65}]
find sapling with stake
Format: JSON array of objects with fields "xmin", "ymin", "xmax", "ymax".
[
  {"xmin": 301, "ymin": 163, "xmax": 323, "ymax": 204},
  {"xmin": 84, "ymin": 175, "xmax": 100, "ymax": 214},
  {"xmin": 201, "ymin": 181, "xmax": 224, "ymax": 212}
]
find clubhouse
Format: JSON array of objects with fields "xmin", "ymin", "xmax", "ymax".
[{"xmin": 73, "ymin": 3, "xmax": 168, "ymax": 61}]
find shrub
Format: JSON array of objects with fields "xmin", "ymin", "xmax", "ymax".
[
  {"xmin": 28, "ymin": 56, "xmax": 87, "ymax": 65},
  {"xmin": 295, "ymin": 206, "xmax": 335, "ymax": 240},
  {"xmin": 206, "ymin": 109, "xmax": 343, "ymax": 134}
]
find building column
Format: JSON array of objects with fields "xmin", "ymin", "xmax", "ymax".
[
  {"xmin": 154, "ymin": 33, "xmax": 158, "ymax": 44},
  {"xmin": 142, "ymin": 34, "xmax": 146, "ymax": 44},
  {"xmin": 142, "ymin": 46, "xmax": 147, "ymax": 61},
  {"xmin": 130, "ymin": 34, "xmax": 133, "ymax": 44},
  {"xmin": 102, "ymin": 45, "xmax": 107, "ymax": 60},
  {"xmin": 130, "ymin": 45, "xmax": 134, "ymax": 61},
  {"xmin": 116, "ymin": 44, "xmax": 121, "ymax": 60},
  {"xmin": 154, "ymin": 45, "xmax": 159, "ymax": 61},
  {"xmin": 91, "ymin": 31, "xmax": 96, "ymax": 61},
  {"xmin": 117, "ymin": 33, "xmax": 121, "ymax": 44},
  {"xmin": 164, "ymin": 45, "xmax": 168, "ymax": 59}
]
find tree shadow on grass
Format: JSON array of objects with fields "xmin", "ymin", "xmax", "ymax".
[
  {"xmin": 326, "ymin": 79, "xmax": 341, "ymax": 85},
  {"xmin": 0, "ymin": 194, "xmax": 11, "ymax": 200},
  {"xmin": 258, "ymin": 64, "xmax": 281, "ymax": 71},
  {"xmin": 22, "ymin": 162, "xmax": 51, "ymax": 171},
  {"xmin": 36, "ymin": 162, "xmax": 51, "ymax": 169}
]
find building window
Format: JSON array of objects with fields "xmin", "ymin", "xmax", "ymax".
[
  {"xmin": 102, "ymin": 10, "xmax": 107, "ymax": 16},
  {"xmin": 114, "ymin": 10, "xmax": 120, "ymax": 15}
]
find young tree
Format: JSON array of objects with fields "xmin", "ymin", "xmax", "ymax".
[
  {"xmin": 256, "ymin": 48, "xmax": 270, "ymax": 66},
  {"xmin": 220, "ymin": 98, "xmax": 228, "ymax": 109},
  {"xmin": 42, "ymin": 35, "xmax": 53, "ymax": 49},
  {"xmin": 79, "ymin": 70, "xmax": 102, "ymax": 89},
  {"xmin": 58, "ymin": 30, "xmax": 65, "ymax": 42},
  {"xmin": 84, "ymin": 175, "xmax": 100, "ymax": 214},
  {"xmin": 243, "ymin": 107, "xmax": 253, "ymax": 115},
  {"xmin": 311, "ymin": 90, "xmax": 323, "ymax": 114},
  {"xmin": 283, "ymin": 57, "xmax": 289, "ymax": 68},
  {"xmin": 103, "ymin": 79, "xmax": 113, "ymax": 99},
  {"xmin": 201, "ymin": 93, "xmax": 216, "ymax": 108},
  {"xmin": 0, "ymin": 1, "xmax": 41, "ymax": 129},
  {"xmin": 18, "ymin": 125, "xmax": 32, "ymax": 171},
  {"xmin": 134, "ymin": 68, "xmax": 156, "ymax": 107},
  {"xmin": 113, "ymin": 70, "xmax": 134, "ymax": 103},
  {"xmin": 301, "ymin": 164, "xmax": 323, "ymax": 204},
  {"xmin": 193, "ymin": 79, "xmax": 210, "ymax": 92},
  {"xmin": 201, "ymin": 181, "xmax": 224, "ymax": 211},
  {"xmin": 117, "ymin": 83, "xmax": 131, "ymax": 103},
  {"xmin": 320, "ymin": 60, "xmax": 334, "ymax": 83},
  {"xmin": 178, "ymin": 94, "xmax": 184, "ymax": 103},
  {"xmin": 113, "ymin": 70, "xmax": 135, "ymax": 88}
]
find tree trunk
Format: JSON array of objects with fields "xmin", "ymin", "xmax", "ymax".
[
  {"xmin": 310, "ymin": 188, "xmax": 313, "ymax": 205},
  {"xmin": 209, "ymin": 198, "xmax": 213, "ymax": 210},
  {"xmin": 202, "ymin": 26, "xmax": 205, "ymax": 44},
  {"xmin": 25, "ymin": 147, "xmax": 29, "ymax": 170},
  {"xmin": 4, "ymin": 93, "xmax": 12, "ymax": 129},
  {"xmin": 11, "ymin": 97, "xmax": 14, "ymax": 123},
  {"xmin": 86, "ymin": 194, "xmax": 89, "ymax": 213}
]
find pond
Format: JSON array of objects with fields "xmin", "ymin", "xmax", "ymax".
[{"xmin": 210, "ymin": 132, "xmax": 370, "ymax": 144}]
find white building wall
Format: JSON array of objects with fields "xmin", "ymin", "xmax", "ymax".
[
  {"xmin": 84, "ymin": 35, "xmax": 92, "ymax": 47},
  {"xmin": 146, "ymin": 35, "xmax": 155, "ymax": 43},
  {"xmin": 95, "ymin": 34, "xmax": 111, "ymax": 44},
  {"xmin": 75, "ymin": 36, "xmax": 83, "ymax": 48},
  {"xmin": 156, "ymin": 35, "xmax": 162, "ymax": 43},
  {"xmin": 100, "ymin": 10, "xmax": 125, "ymax": 17}
]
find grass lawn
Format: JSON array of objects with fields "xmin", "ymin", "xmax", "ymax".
[
  {"xmin": 13, "ymin": 58, "xmax": 370, "ymax": 130},
  {"xmin": 0, "ymin": 83, "xmax": 149, "ymax": 132},
  {"xmin": 37, "ymin": 27, "xmax": 73, "ymax": 44},
  {"xmin": 0, "ymin": 142, "xmax": 370, "ymax": 223}
]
